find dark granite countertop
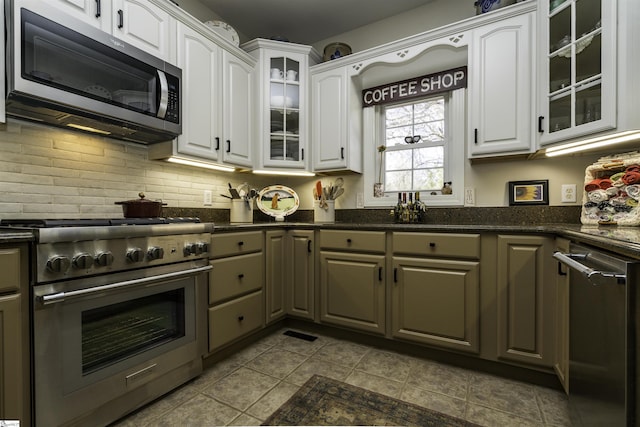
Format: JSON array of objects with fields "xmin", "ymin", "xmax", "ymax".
[{"xmin": 212, "ymin": 222, "xmax": 640, "ymax": 260}]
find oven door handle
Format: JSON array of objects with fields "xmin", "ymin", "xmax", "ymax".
[
  {"xmin": 553, "ymin": 251, "xmax": 626, "ymax": 286},
  {"xmin": 38, "ymin": 265, "xmax": 212, "ymax": 305}
]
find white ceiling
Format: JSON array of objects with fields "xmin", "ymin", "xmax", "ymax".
[{"xmin": 197, "ymin": 0, "xmax": 437, "ymax": 45}]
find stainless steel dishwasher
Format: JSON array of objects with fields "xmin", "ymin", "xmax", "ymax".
[{"xmin": 554, "ymin": 243, "xmax": 639, "ymax": 426}]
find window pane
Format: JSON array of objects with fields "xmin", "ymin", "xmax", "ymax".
[
  {"xmin": 414, "ymin": 147, "xmax": 443, "ymax": 168},
  {"xmin": 386, "ymin": 125, "xmax": 413, "ymax": 147},
  {"xmin": 414, "ymin": 121, "xmax": 445, "ymax": 142},
  {"xmin": 385, "ymin": 170, "xmax": 411, "ymax": 191},
  {"xmin": 386, "ymin": 105, "xmax": 413, "ymax": 127},
  {"xmin": 386, "ymin": 150, "xmax": 412, "ymax": 170},
  {"xmin": 414, "ymin": 168, "xmax": 444, "ymax": 190}
]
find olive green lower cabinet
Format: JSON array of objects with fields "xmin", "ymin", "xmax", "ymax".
[
  {"xmin": 265, "ymin": 230, "xmax": 286, "ymax": 324},
  {"xmin": 0, "ymin": 244, "xmax": 30, "ymax": 424},
  {"xmin": 286, "ymin": 230, "xmax": 315, "ymax": 320},
  {"xmin": 319, "ymin": 230, "xmax": 386, "ymax": 335},
  {"xmin": 496, "ymin": 235, "xmax": 556, "ymax": 368},
  {"xmin": 391, "ymin": 232, "xmax": 481, "ymax": 353},
  {"xmin": 208, "ymin": 231, "xmax": 264, "ymax": 352},
  {"xmin": 554, "ymin": 237, "xmax": 570, "ymax": 393}
]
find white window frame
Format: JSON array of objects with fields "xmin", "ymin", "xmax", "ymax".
[{"xmin": 363, "ymin": 88, "xmax": 466, "ymax": 208}]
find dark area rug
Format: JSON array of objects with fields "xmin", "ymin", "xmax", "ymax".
[{"xmin": 262, "ymin": 375, "xmax": 480, "ymax": 426}]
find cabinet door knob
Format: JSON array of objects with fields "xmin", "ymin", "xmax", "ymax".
[
  {"xmin": 429, "ymin": 242, "xmax": 436, "ymax": 248},
  {"xmin": 95, "ymin": 0, "xmax": 101, "ymax": 17},
  {"xmin": 238, "ymin": 241, "xmax": 244, "ymax": 246},
  {"xmin": 346, "ymin": 238, "xmax": 352, "ymax": 244},
  {"xmin": 238, "ymin": 315, "xmax": 244, "ymax": 321},
  {"xmin": 215, "ymin": 137, "xmax": 220, "ymax": 151},
  {"xmin": 341, "ymin": 147, "xmax": 345, "ymax": 159},
  {"xmin": 238, "ymin": 273, "xmax": 244, "ymax": 279},
  {"xmin": 307, "ymin": 240, "xmax": 312, "ymax": 253},
  {"xmin": 393, "ymin": 267, "xmax": 398, "ymax": 283},
  {"xmin": 378, "ymin": 267, "xmax": 383, "ymax": 281},
  {"xmin": 474, "ymin": 128, "xmax": 478, "ymax": 144},
  {"xmin": 226, "ymin": 140, "xmax": 231, "ymax": 153},
  {"xmin": 117, "ymin": 9, "xmax": 123, "ymax": 28}
]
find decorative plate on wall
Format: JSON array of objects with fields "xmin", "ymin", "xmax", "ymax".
[
  {"xmin": 256, "ymin": 185, "xmax": 299, "ymax": 221},
  {"xmin": 204, "ymin": 20, "xmax": 240, "ymax": 46}
]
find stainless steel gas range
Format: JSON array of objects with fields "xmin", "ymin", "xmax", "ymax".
[{"xmin": 1, "ymin": 218, "xmax": 213, "ymax": 427}]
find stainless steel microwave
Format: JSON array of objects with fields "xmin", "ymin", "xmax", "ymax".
[{"xmin": 5, "ymin": 0, "xmax": 182, "ymax": 144}]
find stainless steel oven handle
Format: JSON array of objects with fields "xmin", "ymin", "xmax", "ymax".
[
  {"xmin": 553, "ymin": 251, "xmax": 626, "ymax": 286},
  {"xmin": 157, "ymin": 70, "xmax": 169, "ymax": 119},
  {"xmin": 39, "ymin": 265, "xmax": 212, "ymax": 305}
]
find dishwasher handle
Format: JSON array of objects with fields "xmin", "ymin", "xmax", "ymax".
[{"xmin": 553, "ymin": 251, "xmax": 626, "ymax": 286}]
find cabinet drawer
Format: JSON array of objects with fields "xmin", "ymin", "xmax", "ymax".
[
  {"xmin": 393, "ymin": 232, "xmax": 480, "ymax": 259},
  {"xmin": 208, "ymin": 291, "xmax": 264, "ymax": 351},
  {"xmin": 319, "ymin": 230, "xmax": 385, "ymax": 253},
  {"xmin": 210, "ymin": 231, "xmax": 263, "ymax": 258},
  {"xmin": 0, "ymin": 248, "xmax": 21, "ymax": 294},
  {"xmin": 209, "ymin": 252, "xmax": 264, "ymax": 304}
]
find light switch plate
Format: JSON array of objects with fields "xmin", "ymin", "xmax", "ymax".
[
  {"xmin": 203, "ymin": 190, "xmax": 212, "ymax": 206},
  {"xmin": 356, "ymin": 192, "xmax": 364, "ymax": 208},
  {"xmin": 464, "ymin": 187, "xmax": 475, "ymax": 206}
]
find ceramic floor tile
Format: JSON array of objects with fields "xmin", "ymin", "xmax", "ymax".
[
  {"xmin": 465, "ymin": 402, "xmax": 544, "ymax": 427},
  {"xmin": 144, "ymin": 393, "xmax": 240, "ymax": 427},
  {"xmin": 228, "ymin": 413, "xmax": 263, "ymax": 426},
  {"xmin": 354, "ymin": 348, "xmax": 413, "ymax": 382},
  {"xmin": 244, "ymin": 347, "xmax": 308, "ymax": 379},
  {"xmin": 535, "ymin": 386, "xmax": 571, "ymax": 426},
  {"xmin": 202, "ymin": 367, "xmax": 278, "ymax": 411},
  {"xmin": 189, "ymin": 358, "xmax": 241, "ymax": 390},
  {"xmin": 284, "ymin": 356, "xmax": 353, "ymax": 386},
  {"xmin": 406, "ymin": 359, "xmax": 470, "ymax": 400},
  {"xmin": 468, "ymin": 373, "xmax": 543, "ymax": 422},
  {"xmin": 312, "ymin": 339, "xmax": 370, "ymax": 368},
  {"xmin": 245, "ymin": 381, "xmax": 300, "ymax": 420},
  {"xmin": 400, "ymin": 384, "xmax": 467, "ymax": 419},
  {"xmin": 344, "ymin": 369, "xmax": 404, "ymax": 398}
]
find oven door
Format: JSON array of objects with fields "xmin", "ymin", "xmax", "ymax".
[{"xmin": 33, "ymin": 260, "xmax": 210, "ymax": 426}]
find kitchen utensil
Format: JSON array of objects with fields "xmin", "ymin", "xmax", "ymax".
[
  {"xmin": 114, "ymin": 192, "xmax": 166, "ymax": 218},
  {"xmin": 228, "ymin": 183, "xmax": 241, "ymax": 199},
  {"xmin": 333, "ymin": 187, "xmax": 344, "ymax": 199},
  {"xmin": 315, "ymin": 181, "xmax": 323, "ymax": 200},
  {"xmin": 220, "ymin": 194, "xmax": 233, "ymax": 199}
]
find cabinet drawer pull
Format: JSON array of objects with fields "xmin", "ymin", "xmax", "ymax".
[
  {"xmin": 429, "ymin": 242, "xmax": 436, "ymax": 248},
  {"xmin": 558, "ymin": 262, "xmax": 567, "ymax": 276},
  {"xmin": 393, "ymin": 267, "xmax": 398, "ymax": 283},
  {"xmin": 341, "ymin": 147, "xmax": 345, "ymax": 159},
  {"xmin": 238, "ymin": 241, "xmax": 244, "ymax": 246},
  {"xmin": 238, "ymin": 315, "xmax": 244, "ymax": 321},
  {"xmin": 346, "ymin": 238, "xmax": 352, "ymax": 244},
  {"xmin": 226, "ymin": 140, "xmax": 231, "ymax": 153},
  {"xmin": 215, "ymin": 137, "xmax": 220, "ymax": 151},
  {"xmin": 378, "ymin": 267, "xmax": 383, "ymax": 281},
  {"xmin": 307, "ymin": 240, "xmax": 312, "ymax": 253},
  {"xmin": 117, "ymin": 9, "xmax": 123, "ymax": 28},
  {"xmin": 95, "ymin": 0, "xmax": 101, "ymax": 17},
  {"xmin": 238, "ymin": 273, "xmax": 244, "ymax": 279},
  {"xmin": 538, "ymin": 116, "xmax": 545, "ymax": 133}
]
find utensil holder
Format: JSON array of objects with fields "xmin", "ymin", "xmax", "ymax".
[
  {"xmin": 230, "ymin": 199, "xmax": 253, "ymax": 223},
  {"xmin": 314, "ymin": 200, "xmax": 335, "ymax": 223}
]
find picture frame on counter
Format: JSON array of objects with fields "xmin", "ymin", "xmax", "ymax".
[{"xmin": 508, "ymin": 180, "xmax": 549, "ymax": 206}]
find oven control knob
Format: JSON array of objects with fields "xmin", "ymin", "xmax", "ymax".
[
  {"xmin": 127, "ymin": 248, "xmax": 145, "ymax": 263},
  {"xmin": 183, "ymin": 243, "xmax": 197, "ymax": 256},
  {"xmin": 46, "ymin": 255, "xmax": 70, "ymax": 273},
  {"xmin": 197, "ymin": 242, "xmax": 209, "ymax": 254},
  {"xmin": 147, "ymin": 246, "xmax": 164, "ymax": 261},
  {"xmin": 95, "ymin": 251, "xmax": 114, "ymax": 267},
  {"xmin": 73, "ymin": 253, "xmax": 94, "ymax": 270}
]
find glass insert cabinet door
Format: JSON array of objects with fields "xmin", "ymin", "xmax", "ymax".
[
  {"xmin": 269, "ymin": 57, "xmax": 301, "ymax": 162},
  {"xmin": 540, "ymin": 0, "xmax": 615, "ymax": 145}
]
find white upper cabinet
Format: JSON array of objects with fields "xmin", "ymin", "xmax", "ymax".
[
  {"xmin": 175, "ymin": 22, "xmax": 222, "ymax": 161},
  {"xmin": 243, "ymin": 39, "xmax": 319, "ymax": 171},
  {"xmin": 311, "ymin": 65, "xmax": 362, "ymax": 173},
  {"xmin": 468, "ymin": 12, "xmax": 535, "ymax": 157},
  {"xmin": 50, "ymin": 0, "xmax": 174, "ymax": 61},
  {"xmin": 537, "ymin": 0, "xmax": 616, "ymax": 146},
  {"xmin": 222, "ymin": 50, "xmax": 254, "ymax": 168}
]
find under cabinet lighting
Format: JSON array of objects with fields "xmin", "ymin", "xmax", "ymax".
[
  {"xmin": 66, "ymin": 123, "xmax": 111, "ymax": 135},
  {"xmin": 545, "ymin": 130, "xmax": 640, "ymax": 157},
  {"xmin": 166, "ymin": 157, "xmax": 236, "ymax": 172},
  {"xmin": 252, "ymin": 169, "xmax": 316, "ymax": 177}
]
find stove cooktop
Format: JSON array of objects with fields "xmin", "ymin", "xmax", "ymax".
[{"xmin": 0, "ymin": 217, "xmax": 201, "ymax": 228}]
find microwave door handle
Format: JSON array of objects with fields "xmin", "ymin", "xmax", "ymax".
[
  {"xmin": 157, "ymin": 70, "xmax": 169, "ymax": 119},
  {"xmin": 38, "ymin": 265, "xmax": 212, "ymax": 305}
]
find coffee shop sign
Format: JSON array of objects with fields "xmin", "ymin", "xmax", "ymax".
[{"xmin": 362, "ymin": 66, "xmax": 467, "ymax": 107}]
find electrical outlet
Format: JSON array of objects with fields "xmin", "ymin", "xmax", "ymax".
[
  {"xmin": 203, "ymin": 190, "xmax": 212, "ymax": 206},
  {"xmin": 356, "ymin": 192, "xmax": 364, "ymax": 208},
  {"xmin": 561, "ymin": 184, "xmax": 577, "ymax": 203},
  {"xmin": 464, "ymin": 187, "xmax": 475, "ymax": 206}
]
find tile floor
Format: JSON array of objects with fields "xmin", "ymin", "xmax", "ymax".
[{"xmin": 113, "ymin": 327, "xmax": 571, "ymax": 426}]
